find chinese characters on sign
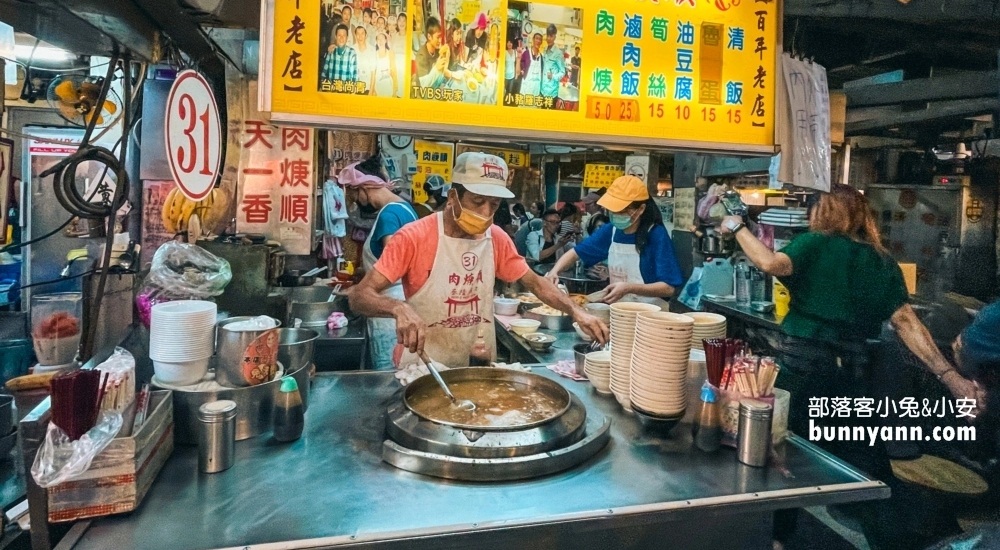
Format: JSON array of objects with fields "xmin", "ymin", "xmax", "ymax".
[
  {"xmin": 265, "ymin": 0, "xmax": 777, "ymax": 151},
  {"xmin": 456, "ymin": 144, "xmax": 530, "ymax": 169},
  {"xmin": 237, "ymin": 120, "xmax": 315, "ymax": 254},
  {"xmin": 583, "ymin": 164, "xmax": 625, "ymax": 189},
  {"xmin": 412, "ymin": 140, "xmax": 455, "ymax": 204}
]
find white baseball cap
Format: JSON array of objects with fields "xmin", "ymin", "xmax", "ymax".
[{"xmin": 451, "ymin": 152, "xmax": 513, "ymax": 199}]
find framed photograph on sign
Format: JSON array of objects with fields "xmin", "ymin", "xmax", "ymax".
[{"xmin": 0, "ymin": 138, "xmax": 12, "ymax": 244}]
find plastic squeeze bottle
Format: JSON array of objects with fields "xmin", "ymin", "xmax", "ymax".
[
  {"xmin": 273, "ymin": 376, "xmax": 304, "ymax": 442},
  {"xmin": 469, "ymin": 327, "xmax": 491, "ymax": 367}
]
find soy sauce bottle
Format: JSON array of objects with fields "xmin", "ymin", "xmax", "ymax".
[
  {"xmin": 694, "ymin": 383, "xmax": 722, "ymax": 452},
  {"xmin": 469, "ymin": 327, "xmax": 491, "ymax": 367},
  {"xmin": 273, "ymin": 376, "xmax": 304, "ymax": 442}
]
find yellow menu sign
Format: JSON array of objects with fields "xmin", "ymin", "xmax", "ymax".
[
  {"xmin": 412, "ymin": 140, "xmax": 454, "ymax": 203},
  {"xmin": 583, "ymin": 164, "xmax": 624, "ymax": 189},
  {"xmin": 262, "ymin": 0, "xmax": 777, "ymax": 152}
]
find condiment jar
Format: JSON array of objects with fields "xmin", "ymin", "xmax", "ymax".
[
  {"xmin": 197, "ymin": 400, "xmax": 237, "ymax": 474},
  {"xmin": 693, "ymin": 383, "xmax": 722, "ymax": 452},
  {"xmin": 273, "ymin": 376, "xmax": 304, "ymax": 442},
  {"xmin": 737, "ymin": 399, "xmax": 773, "ymax": 467}
]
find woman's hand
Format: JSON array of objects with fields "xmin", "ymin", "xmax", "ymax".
[
  {"xmin": 544, "ymin": 270, "xmax": 560, "ymax": 286},
  {"xmin": 718, "ymin": 215, "xmax": 744, "ymax": 235},
  {"xmin": 601, "ymin": 282, "xmax": 634, "ymax": 303}
]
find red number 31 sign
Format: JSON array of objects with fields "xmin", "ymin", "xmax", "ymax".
[{"xmin": 165, "ymin": 70, "xmax": 222, "ymax": 201}]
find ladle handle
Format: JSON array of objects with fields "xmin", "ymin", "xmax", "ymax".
[{"xmin": 419, "ymin": 351, "xmax": 457, "ymax": 403}]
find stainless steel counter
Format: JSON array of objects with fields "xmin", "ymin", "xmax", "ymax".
[
  {"xmin": 702, "ymin": 297, "xmax": 782, "ymax": 331},
  {"xmin": 495, "ymin": 322, "xmax": 579, "ymax": 364},
  {"xmin": 71, "ymin": 369, "xmax": 887, "ymax": 550}
]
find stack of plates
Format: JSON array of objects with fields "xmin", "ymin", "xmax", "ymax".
[
  {"xmin": 683, "ymin": 312, "xmax": 727, "ymax": 350},
  {"xmin": 609, "ymin": 302, "xmax": 661, "ymax": 410},
  {"xmin": 150, "ymin": 300, "xmax": 217, "ymax": 385},
  {"xmin": 629, "ymin": 312, "xmax": 694, "ymax": 417},
  {"xmin": 584, "ymin": 351, "xmax": 612, "ymax": 395}
]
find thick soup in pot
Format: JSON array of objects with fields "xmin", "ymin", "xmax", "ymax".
[{"xmin": 413, "ymin": 379, "xmax": 565, "ymax": 428}]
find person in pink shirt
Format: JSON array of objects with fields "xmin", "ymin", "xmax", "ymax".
[{"xmin": 350, "ymin": 152, "xmax": 608, "ymax": 368}]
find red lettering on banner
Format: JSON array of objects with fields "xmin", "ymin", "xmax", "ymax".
[
  {"xmin": 244, "ymin": 121, "xmax": 274, "ymax": 149},
  {"xmin": 242, "ymin": 194, "xmax": 273, "ymax": 223},
  {"xmin": 280, "ymin": 195, "xmax": 310, "ymax": 223},
  {"xmin": 280, "ymin": 159, "xmax": 311, "ymax": 187},
  {"xmin": 282, "ymin": 128, "xmax": 310, "ymax": 151}
]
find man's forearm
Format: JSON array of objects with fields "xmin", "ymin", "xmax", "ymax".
[
  {"xmin": 349, "ymin": 287, "xmax": 403, "ymax": 319},
  {"xmin": 522, "ymin": 271, "xmax": 581, "ymax": 317},
  {"xmin": 628, "ymin": 282, "xmax": 674, "ymax": 298}
]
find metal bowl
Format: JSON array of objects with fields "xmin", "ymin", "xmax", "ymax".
[
  {"xmin": 523, "ymin": 332, "xmax": 557, "ymax": 352},
  {"xmin": 153, "ymin": 362, "xmax": 312, "ymax": 445},
  {"xmin": 523, "ymin": 309, "xmax": 573, "ymax": 331}
]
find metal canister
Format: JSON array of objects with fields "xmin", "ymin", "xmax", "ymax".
[
  {"xmin": 737, "ymin": 399, "xmax": 773, "ymax": 467},
  {"xmin": 197, "ymin": 400, "xmax": 237, "ymax": 474}
]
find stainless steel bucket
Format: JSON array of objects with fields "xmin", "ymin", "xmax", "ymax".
[
  {"xmin": 277, "ymin": 328, "xmax": 318, "ymax": 372},
  {"xmin": 216, "ymin": 316, "xmax": 281, "ymax": 388}
]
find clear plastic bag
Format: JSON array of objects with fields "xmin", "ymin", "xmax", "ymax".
[
  {"xmin": 31, "ymin": 411, "xmax": 123, "ymax": 488},
  {"xmin": 136, "ymin": 242, "xmax": 232, "ymax": 326}
]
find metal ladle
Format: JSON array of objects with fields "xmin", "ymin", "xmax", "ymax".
[{"xmin": 418, "ymin": 351, "xmax": 476, "ymax": 412}]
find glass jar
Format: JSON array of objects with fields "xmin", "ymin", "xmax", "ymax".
[{"xmin": 30, "ymin": 292, "xmax": 83, "ymax": 367}]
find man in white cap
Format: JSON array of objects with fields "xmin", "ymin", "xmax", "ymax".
[{"xmin": 350, "ymin": 152, "xmax": 609, "ymax": 368}]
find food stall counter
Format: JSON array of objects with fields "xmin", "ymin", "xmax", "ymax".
[
  {"xmin": 71, "ymin": 369, "xmax": 888, "ymax": 550},
  {"xmin": 495, "ymin": 321, "xmax": 579, "ymax": 364},
  {"xmin": 701, "ymin": 297, "xmax": 782, "ymax": 331}
]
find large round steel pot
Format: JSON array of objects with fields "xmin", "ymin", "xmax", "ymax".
[
  {"xmin": 403, "ymin": 367, "xmax": 572, "ymax": 431},
  {"xmin": 276, "ymin": 328, "xmax": 318, "ymax": 372}
]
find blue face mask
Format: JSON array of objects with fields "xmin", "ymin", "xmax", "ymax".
[{"xmin": 610, "ymin": 211, "xmax": 634, "ymax": 230}]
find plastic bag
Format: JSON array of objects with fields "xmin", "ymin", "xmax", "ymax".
[
  {"xmin": 136, "ymin": 242, "xmax": 232, "ymax": 325},
  {"xmin": 31, "ymin": 411, "xmax": 123, "ymax": 488},
  {"xmin": 95, "ymin": 348, "xmax": 136, "ymax": 414}
]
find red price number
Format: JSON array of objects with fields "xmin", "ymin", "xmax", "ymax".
[{"xmin": 587, "ymin": 97, "xmax": 641, "ymax": 122}]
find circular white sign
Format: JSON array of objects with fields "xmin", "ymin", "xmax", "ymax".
[{"xmin": 165, "ymin": 70, "xmax": 222, "ymax": 201}]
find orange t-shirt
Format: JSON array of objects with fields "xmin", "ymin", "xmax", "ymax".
[{"xmin": 374, "ymin": 213, "xmax": 530, "ymax": 297}]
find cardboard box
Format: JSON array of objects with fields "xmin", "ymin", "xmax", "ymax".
[{"xmin": 46, "ymin": 391, "xmax": 174, "ymax": 523}]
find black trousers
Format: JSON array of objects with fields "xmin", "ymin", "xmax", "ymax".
[{"xmin": 770, "ymin": 333, "xmax": 924, "ymax": 550}]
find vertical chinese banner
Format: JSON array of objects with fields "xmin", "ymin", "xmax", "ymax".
[
  {"xmin": 237, "ymin": 120, "xmax": 316, "ymax": 255},
  {"xmin": 412, "ymin": 140, "xmax": 455, "ymax": 203}
]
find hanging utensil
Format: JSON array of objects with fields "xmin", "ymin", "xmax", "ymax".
[
  {"xmin": 302, "ymin": 266, "xmax": 329, "ymax": 278},
  {"xmin": 418, "ymin": 351, "xmax": 476, "ymax": 412}
]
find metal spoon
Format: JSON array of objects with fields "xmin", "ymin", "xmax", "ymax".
[{"xmin": 418, "ymin": 351, "xmax": 476, "ymax": 412}]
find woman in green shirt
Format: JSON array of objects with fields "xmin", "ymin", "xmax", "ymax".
[{"xmin": 720, "ymin": 184, "xmax": 982, "ymax": 550}]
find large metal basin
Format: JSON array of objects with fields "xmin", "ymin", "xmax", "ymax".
[
  {"xmin": 154, "ymin": 362, "xmax": 311, "ymax": 445},
  {"xmin": 403, "ymin": 368, "xmax": 572, "ymax": 431}
]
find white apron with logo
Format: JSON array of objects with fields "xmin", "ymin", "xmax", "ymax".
[
  {"xmin": 607, "ymin": 228, "xmax": 668, "ymax": 309},
  {"xmin": 363, "ymin": 202, "xmax": 410, "ymax": 370},
  {"xmin": 398, "ymin": 213, "xmax": 497, "ymax": 368},
  {"xmin": 520, "ymin": 53, "xmax": 543, "ymax": 97}
]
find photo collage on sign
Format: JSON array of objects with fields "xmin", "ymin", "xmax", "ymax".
[
  {"xmin": 410, "ymin": 0, "xmax": 503, "ymax": 104},
  {"xmin": 319, "ymin": 1, "xmax": 409, "ymax": 97},
  {"xmin": 503, "ymin": 2, "xmax": 582, "ymax": 111}
]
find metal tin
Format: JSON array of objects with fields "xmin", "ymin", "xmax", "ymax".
[
  {"xmin": 737, "ymin": 399, "xmax": 773, "ymax": 467},
  {"xmin": 197, "ymin": 400, "xmax": 237, "ymax": 474},
  {"xmin": 215, "ymin": 316, "xmax": 281, "ymax": 387},
  {"xmin": 523, "ymin": 309, "xmax": 574, "ymax": 332}
]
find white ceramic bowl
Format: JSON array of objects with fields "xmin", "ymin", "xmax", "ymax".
[
  {"xmin": 494, "ymin": 298, "xmax": 520, "ymax": 316},
  {"xmin": 572, "ymin": 322, "xmax": 594, "ymax": 342},
  {"xmin": 509, "ymin": 319, "xmax": 542, "ymax": 335},
  {"xmin": 153, "ymin": 357, "xmax": 210, "ymax": 386}
]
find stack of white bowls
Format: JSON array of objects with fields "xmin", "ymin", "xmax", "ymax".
[
  {"xmin": 683, "ymin": 312, "xmax": 727, "ymax": 351},
  {"xmin": 629, "ymin": 312, "xmax": 694, "ymax": 417},
  {"xmin": 609, "ymin": 302, "xmax": 661, "ymax": 410},
  {"xmin": 584, "ymin": 350, "xmax": 612, "ymax": 394},
  {"xmin": 150, "ymin": 300, "xmax": 217, "ymax": 385}
]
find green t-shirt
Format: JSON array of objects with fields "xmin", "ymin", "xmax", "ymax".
[{"xmin": 777, "ymin": 232, "xmax": 907, "ymax": 343}]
